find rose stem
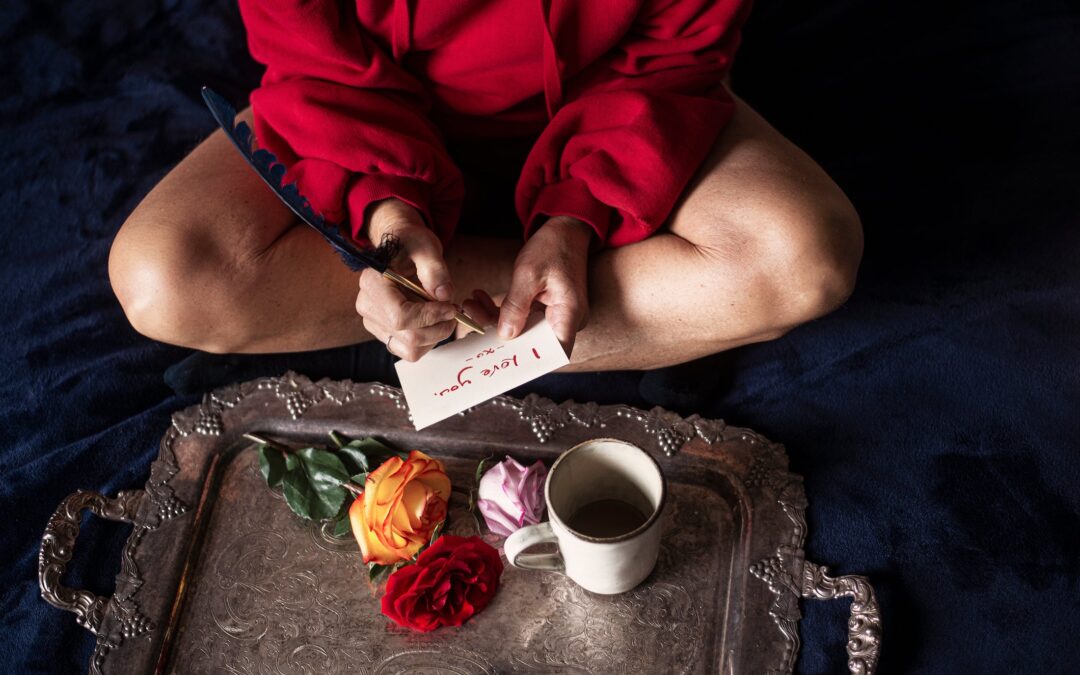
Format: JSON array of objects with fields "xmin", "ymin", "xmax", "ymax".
[{"xmin": 242, "ymin": 432, "xmax": 291, "ymax": 452}]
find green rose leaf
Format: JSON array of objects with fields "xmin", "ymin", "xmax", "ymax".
[
  {"xmin": 337, "ymin": 437, "xmax": 407, "ymax": 476},
  {"xmin": 331, "ymin": 516, "xmax": 353, "ymax": 538},
  {"xmin": 468, "ymin": 454, "xmax": 493, "ymax": 514},
  {"xmin": 257, "ymin": 445, "xmax": 287, "ymax": 488},
  {"xmin": 282, "ymin": 472, "xmax": 344, "ymax": 521},
  {"xmin": 368, "ymin": 562, "xmax": 393, "ymax": 583},
  {"xmin": 428, "ymin": 518, "xmax": 445, "ymax": 547},
  {"xmin": 474, "ymin": 455, "xmax": 491, "ymax": 484},
  {"xmin": 280, "ymin": 447, "xmax": 351, "ymax": 521},
  {"xmin": 332, "ymin": 495, "xmax": 351, "ymax": 522}
]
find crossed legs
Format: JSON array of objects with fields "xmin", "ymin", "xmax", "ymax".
[{"xmin": 109, "ymin": 96, "xmax": 862, "ymax": 371}]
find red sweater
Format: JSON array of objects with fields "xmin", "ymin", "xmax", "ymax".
[{"xmin": 239, "ymin": 0, "xmax": 751, "ymax": 249}]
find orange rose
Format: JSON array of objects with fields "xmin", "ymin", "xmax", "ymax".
[{"xmin": 349, "ymin": 450, "xmax": 451, "ymax": 565}]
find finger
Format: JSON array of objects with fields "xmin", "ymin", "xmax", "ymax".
[
  {"xmin": 358, "ymin": 270, "xmax": 456, "ymax": 330},
  {"xmin": 394, "ymin": 298, "xmax": 458, "ymax": 331},
  {"xmin": 462, "ymin": 290, "xmax": 499, "ymax": 327},
  {"xmin": 361, "ymin": 317, "xmax": 401, "ymax": 358},
  {"xmin": 389, "ymin": 329, "xmax": 445, "ymax": 362},
  {"xmin": 357, "ymin": 268, "xmax": 406, "ymax": 319},
  {"xmin": 499, "ymin": 268, "xmax": 540, "ymax": 339},
  {"xmin": 363, "ymin": 317, "xmax": 453, "ymax": 362},
  {"xmin": 392, "ymin": 319, "xmax": 457, "ymax": 351},
  {"xmin": 473, "ymin": 289, "xmax": 501, "ymax": 320},
  {"xmin": 463, "ymin": 300, "xmax": 497, "ymax": 328},
  {"xmin": 545, "ymin": 300, "xmax": 583, "ymax": 354},
  {"xmin": 400, "ymin": 228, "xmax": 454, "ymax": 301},
  {"xmin": 362, "ymin": 316, "xmax": 391, "ymax": 345},
  {"xmin": 357, "ymin": 268, "xmax": 408, "ymax": 323}
]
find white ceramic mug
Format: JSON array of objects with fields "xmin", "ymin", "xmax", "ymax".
[{"xmin": 503, "ymin": 438, "xmax": 666, "ymax": 595}]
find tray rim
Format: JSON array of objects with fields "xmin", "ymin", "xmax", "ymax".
[{"xmin": 38, "ymin": 372, "xmax": 881, "ymax": 674}]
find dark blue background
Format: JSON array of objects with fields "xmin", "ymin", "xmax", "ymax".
[{"xmin": 2, "ymin": 1, "xmax": 1078, "ymax": 672}]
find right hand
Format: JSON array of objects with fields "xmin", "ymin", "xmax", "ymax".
[{"xmin": 356, "ymin": 198, "xmax": 457, "ymax": 362}]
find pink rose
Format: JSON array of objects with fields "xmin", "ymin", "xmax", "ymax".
[{"xmin": 476, "ymin": 457, "xmax": 547, "ymax": 537}]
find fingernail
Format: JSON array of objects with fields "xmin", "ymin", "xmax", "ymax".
[
  {"xmin": 499, "ymin": 322, "xmax": 514, "ymax": 339},
  {"xmin": 435, "ymin": 284, "xmax": 452, "ymax": 301}
]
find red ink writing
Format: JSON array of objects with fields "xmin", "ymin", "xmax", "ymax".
[
  {"xmin": 435, "ymin": 366, "xmax": 474, "ymax": 397},
  {"xmin": 465, "ymin": 347, "xmax": 497, "ymax": 362},
  {"xmin": 434, "ymin": 345, "xmax": 544, "ymax": 397},
  {"xmin": 482, "ymin": 354, "xmax": 519, "ymax": 377}
]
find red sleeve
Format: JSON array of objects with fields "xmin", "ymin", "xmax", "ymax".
[
  {"xmin": 238, "ymin": 0, "xmax": 463, "ymax": 247},
  {"xmin": 516, "ymin": 0, "xmax": 752, "ymax": 248}
]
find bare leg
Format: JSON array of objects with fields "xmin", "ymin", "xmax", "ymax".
[
  {"xmin": 110, "ymin": 97, "xmax": 861, "ymax": 369},
  {"xmin": 562, "ymin": 96, "xmax": 863, "ymax": 370},
  {"xmin": 109, "ymin": 106, "xmax": 374, "ymax": 354}
]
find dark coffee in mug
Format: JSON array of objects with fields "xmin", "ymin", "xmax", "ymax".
[
  {"xmin": 566, "ymin": 498, "xmax": 648, "ymax": 538},
  {"xmin": 504, "ymin": 438, "xmax": 667, "ymax": 594}
]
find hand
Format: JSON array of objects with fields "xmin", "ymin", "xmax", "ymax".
[
  {"xmin": 356, "ymin": 198, "xmax": 457, "ymax": 361},
  {"xmin": 495, "ymin": 215, "xmax": 592, "ymax": 353}
]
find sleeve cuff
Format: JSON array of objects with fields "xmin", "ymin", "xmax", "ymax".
[
  {"xmin": 346, "ymin": 173, "xmax": 436, "ymax": 247},
  {"xmin": 525, "ymin": 177, "xmax": 612, "ymax": 246}
]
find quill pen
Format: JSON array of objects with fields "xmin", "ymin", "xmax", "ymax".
[{"xmin": 200, "ymin": 87, "xmax": 483, "ymax": 335}]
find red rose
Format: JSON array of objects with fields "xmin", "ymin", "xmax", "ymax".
[{"xmin": 381, "ymin": 535, "xmax": 504, "ymax": 632}]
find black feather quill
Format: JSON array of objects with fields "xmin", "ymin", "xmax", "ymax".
[{"xmin": 200, "ymin": 87, "xmax": 396, "ymax": 273}]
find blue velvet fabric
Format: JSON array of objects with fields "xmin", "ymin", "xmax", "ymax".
[{"xmin": 2, "ymin": 1, "xmax": 1078, "ymax": 673}]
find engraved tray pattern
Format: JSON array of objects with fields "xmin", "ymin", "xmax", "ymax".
[{"xmin": 39, "ymin": 373, "xmax": 881, "ymax": 674}]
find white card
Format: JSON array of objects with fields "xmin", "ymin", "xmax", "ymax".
[{"xmin": 395, "ymin": 315, "xmax": 570, "ymax": 430}]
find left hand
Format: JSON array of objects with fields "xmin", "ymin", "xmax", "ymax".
[
  {"xmin": 356, "ymin": 198, "xmax": 457, "ymax": 362},
  {"xmin": 489, "ymin": 215, "xmax": 593, "ymax": 353}
]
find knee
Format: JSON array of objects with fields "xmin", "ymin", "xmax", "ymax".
[
  {"xmin": 108, "ymin": 211, "xmax": 239, "ymax": 353},
  {"xmin": 701, "ymin": 197, "xmax": 863, "ymax": 331},
  {"xmin": 109, "ymin": 214, "xmax": 195, "ymax": 348},
  {"xmin": 762, "ymin": 199, "xmax": 863, "ymax": 327}
]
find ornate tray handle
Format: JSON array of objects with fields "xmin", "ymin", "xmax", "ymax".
[
  {"xmin": 38, "ymin": 490, "xmax": 144, "ymax": 635},
  {"xmin": 801, "ymin": 561, "xmax": 882, "ymax": 675}
]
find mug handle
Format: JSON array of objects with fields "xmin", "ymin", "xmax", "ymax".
[{"xmin": 504, "ymin": 522, "xmax": 565, "ymax": 571}]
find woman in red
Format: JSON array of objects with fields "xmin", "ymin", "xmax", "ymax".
[{"xmin": 109, "ymin": 0, "xmax": 862, "ymax": 370}]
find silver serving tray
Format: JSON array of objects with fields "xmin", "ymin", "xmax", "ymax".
[{"xmin": 39, "ymin": 373, "xmax": 880, "ymax": 674}]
